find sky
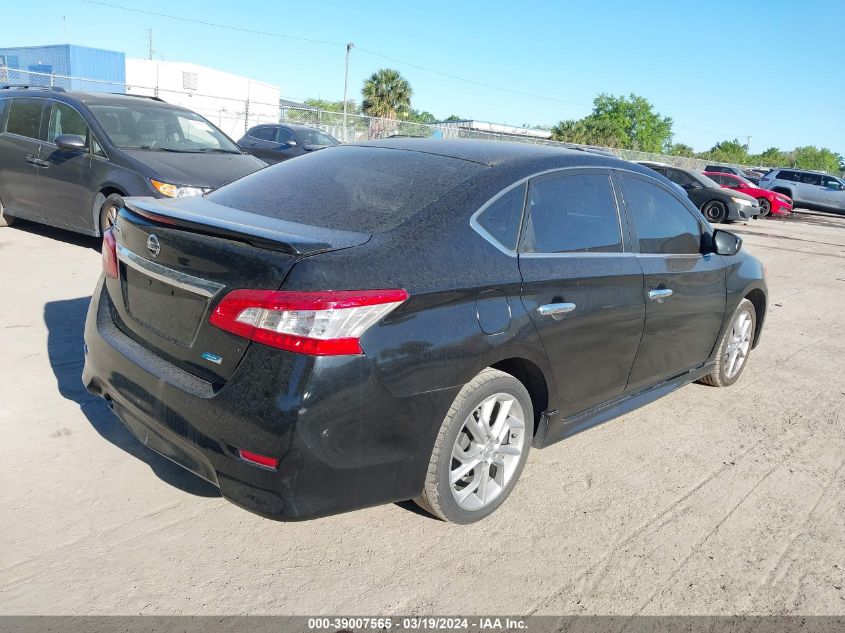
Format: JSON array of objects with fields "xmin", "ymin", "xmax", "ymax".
[{"xmin": 3, "ymin": 0, "xmax": 844, "ymax": 154}]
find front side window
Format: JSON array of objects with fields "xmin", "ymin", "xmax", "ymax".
[
  {"xmin": 666, "ymin": 168, "xmax": 697, "ymax": 188},
  {"xmin": 822, "ymin": 175, "xmax": 843, "ymax": 189},
  {"xmin": 522, "ymin": 173, "xmax": 622, "ymax": 254},
  {"xmin": 89, "ymin": 104, "xmax": 239, "ymax": 153},
  {"xmin": 476, "ymin": 184, "xmax": 526, "ymax": 251},
  {"xmin": 276, "ymin": 127, "xmax": 296, "ymax": 144},
  {"xmin": 48, "ymin": 102, "xmax": 90, "ymax": 146},
  {"xmin": 295, "ymin": 128, "xmax": 338, "ymax": 146},
  {"xmin": 621, "ymin": 175, "xmax": 702, "ymax": 255},
  {"xmin": 6, "ymin": 98, "xmax": 45, "ymax": 140}
]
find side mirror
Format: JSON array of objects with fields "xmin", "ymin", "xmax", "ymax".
[
  {"xmin": 55, "ymin": 134, "xmax": 86, "ymax": 151},
  {"xmin": 712, "ymin": 229, "xmax": 742, "ymax": 256}
]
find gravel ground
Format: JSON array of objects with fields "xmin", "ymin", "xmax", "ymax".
[{"xmin": 1, "ymin": 211, "xmax": 843, "ymax": 616}]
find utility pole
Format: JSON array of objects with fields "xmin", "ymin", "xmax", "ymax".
[
  {"xmin": 146, "ymin": 29, "xmax": 154, "ymax": 61},
  {"xmin": 342, "ymin": 42, "xmax": 354, "ymax": 143},
  {"xmin": 62, "ymin": 16, "xmax": 68, "ymax": 42},
  {"xmin": 745, "ymin": 135, "xmax": 752, "ymax": 153}
]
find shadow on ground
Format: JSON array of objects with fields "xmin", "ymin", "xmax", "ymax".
[
  {"xmin": 10, "ymin": 218, "xmax": 102, "ymax": 251},
  {"xmin": 44, "ymin": 296, "xmax": 220, "ymax": 498}
]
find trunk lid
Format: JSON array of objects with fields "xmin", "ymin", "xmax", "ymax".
[{"xmin": 105, "ymin": 196, "xmax": 370, "ymax": 386}]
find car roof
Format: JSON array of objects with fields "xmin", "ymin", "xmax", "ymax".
[
  {"xmin": 251, "ymin": 123, "xmax": 327, "ymax": 133},
  {"xmin": 349, "ymin": 137, "xmax": 627, "ymax": 167},
  {"xmin": 0, "ymin": 87, "xmax": 190, "ymax": 110}
]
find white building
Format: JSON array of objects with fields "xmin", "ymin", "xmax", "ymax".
[{"xmin": 125, "ymin": 59, "xmax": 281, "ymax": 139}]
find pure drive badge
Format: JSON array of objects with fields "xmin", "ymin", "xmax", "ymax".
[{"xmin": 201, "ymin": 352, "xmax": 223, "ymax": 365}]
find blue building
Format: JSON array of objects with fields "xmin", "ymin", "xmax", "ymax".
[{"xmin": 0, "ymin": 44, "xmax": 125, "ymax": 93}]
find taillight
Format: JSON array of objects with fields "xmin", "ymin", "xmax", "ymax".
[
  {"xmin": 102, "ymin": 227, "xmax": 118, "ymax": 279},
  {"xmin": 209, "ymin": 289, "xmax": 409, "ymax": 356}
]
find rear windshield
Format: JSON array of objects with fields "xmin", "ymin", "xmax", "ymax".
[{"xmin": 206, "ymin": 145, "xmax": 485, "ymax": 232}]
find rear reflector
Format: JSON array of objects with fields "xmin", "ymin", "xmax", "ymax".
[
  {"xmin": 237, "ymin": 448, "xmax": 279, "ymax": 470},
  {"xmin": 102, "ymin": 227, "xmax": 118, "ymax": 279},
  {"xmin": 209, "ymin": 289, "xmax": 408, "ymax": 356}
]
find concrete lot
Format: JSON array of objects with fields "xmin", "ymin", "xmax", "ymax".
[{"xmin": 1, "ymin": 211, "xmax": 843, "ymax": 615}]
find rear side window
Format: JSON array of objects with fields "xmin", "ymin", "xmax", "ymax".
[
  {"xmin": 207, "ymin": 145, "xmax": 484, "ymax": 232},
  {"xmin": 475, "ymin": 184, "xmax": 526, "ymax": 251},
  {"xmin": 621, "ymin": 176, "xmax": 702, "ymax": 255},
  {"xmin": 522, "ymin": 173, "xmax": 622, "ymax": 254},
  {"xmin": 48, "ymin": 102, "xmax": 90, "ymax": 146},
  {"xmin": 250, "ymin": 127, "xmax": 275, "ymax": 141},
  {"xmin": 777, "ymin": 170, "xmax": 798, "ymax": 182},
  {"xmin": 6, "ymin": 98, "xmax": 45, "ymax": 139},
  {"xmin": 276, "ymin": 127, "xmax": 296, "ymax": 144},
  {"xmin": 799, "ymin": 172, "xmax": 822, "ymax": 185}
]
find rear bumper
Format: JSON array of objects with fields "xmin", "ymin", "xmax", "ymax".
[{"xmin": 82, "ymin": 277, "xmax": 458, "ymax": 520}]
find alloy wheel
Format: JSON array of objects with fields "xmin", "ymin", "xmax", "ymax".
[
  {"xmin": 724, "ymin": 308, "xmax": 753, "ymax": 379},
  {"xmin": 758, "ymin": 199, "xmax": 771, "ymax": 217},
  {"xmin": 449, "ymin": 393, "xmax": 526, "ymax": 511}
]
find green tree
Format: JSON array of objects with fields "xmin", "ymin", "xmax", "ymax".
[
  {"xmin": 705, "ymin": 139, "xmax": 749, "ymax": 164},
  {"xmin": 361, "ymin": 68, "xmax": 412, "ymax": 119},
  {"xmin": 406, "ymin": 109, "xmax": 436, "ymax": 124},
  {"xmin": 551, "ymin": 93, "xmax": 673, "ymax": 151},
  {"xmin": 444, "ymin": 114, "xmax": 464, "ymax": 121},
  {"xmin": 303, "ymin": 98, "xmax": 358, "ymax": 114},
  {"xmin": 751, "ymin": 147, "xmax": 788, "ymax": 167},
  {"xmin": 668, "ymin": 143, "xmax": 695, "ymax": 157},
  {"xmin": 792, "ymin": 146, "xmax": 842, "ymax": 173}
]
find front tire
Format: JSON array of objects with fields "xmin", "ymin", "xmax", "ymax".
[
  {"xmin": 703, "ymin": 200, "xmax": 728, "ymax": 223},
  {"xmin": 415, "ymin": 368, "xmax": 532, "ymax": 524},
  {"xmin": 99, "ymin": 193, "xmax": 124, "ymax": 235},
  {"xmin": 699, "ymin": 298, "xmax": 756, "ymax": 387},
  {"xmin": 757, "ymin": 198, "xmax": 771, "ymax": 217}
]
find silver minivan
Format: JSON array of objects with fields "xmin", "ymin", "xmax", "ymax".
[{"xmin": 759, "ymin": 169, "xmax": 845, "ymax": 212}]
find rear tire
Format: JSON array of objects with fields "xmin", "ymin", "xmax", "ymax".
[
  {"xmin": 99, "ymin": 193, "xmax": 124, "ymax": 235},
  {"xmin": 415, "ymin": 368, "xmax": 532, "ymax": 524},
  {"xmin": 0, "ymin": 198, "xmax": 15, "ymax": 227},
  {"xmin": 757, "ymin": 198, "xmax": 771, "ymax": 217},
  {"xmin": 699, "ymin": 298, "xmax": 756, "ymax": 387},
  {"xmin": 703, "ymin": 200, "xmax": 728, "ymax": 223}
]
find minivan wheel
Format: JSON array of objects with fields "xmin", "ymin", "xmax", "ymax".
[
  {"xmin": 757, "ymin": 198, "xmax": 771, "ymax": 217},
  {"xmin": 703, "ymin": 200, "xmax": 728, "ymax": 223},
  {"xmin": 99, "ymin": 193, "xmax": 124, "ymax": 234},
  {"xmin": 415, "ymin": 368, "xmax": 532, "ymax": 524},
  {"xmin": 0, "ymin": 198, "xmax": 15, "ymax": 227},
  {"xmin": 699, "ymin": 298, "xmax": 756, "ymax": 387}
]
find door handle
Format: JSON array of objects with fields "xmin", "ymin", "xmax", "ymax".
[
  {"xmin": 538, "ymin": 302, "xmax": 576, "ymax": 320},
  {"xmin": 648, "ymin": 288, "xmax": 673, "ymax": 303},
  {"xmin": 26, "ymin": 155, "xmax": 49, "ymax": 168}
]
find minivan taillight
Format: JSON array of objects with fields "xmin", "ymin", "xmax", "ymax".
[
  {"xmin": 102, "ymin": 228, "xmax": 118, "ymax": 279},
  {"xmin": 209, "ymin": 289, "xmax": 409, "ymax": 356}
]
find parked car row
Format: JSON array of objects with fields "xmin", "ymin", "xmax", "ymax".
[{"xmin": 638, "ymin": 162, "xmax": 761, "ymax": 223}]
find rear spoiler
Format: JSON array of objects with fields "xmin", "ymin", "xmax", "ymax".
[{"xmin": 122, "ymin": 196, "xmax": 371, "ymax": 256}]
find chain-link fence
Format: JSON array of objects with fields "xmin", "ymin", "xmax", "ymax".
[{"xmin": 1, "ymin": 66, "xmax": 749, "ymax": 172}]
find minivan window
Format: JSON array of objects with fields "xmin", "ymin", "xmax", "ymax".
[
  {"xmin": 522, "ymin": 173, "xmax": 622, "ymax": 254},
  {"xmin": 6, "ymin": 98, "xmax": 45, "ymax": 140},
  {"xmin": 476, "ymin": 184, "xmax": 526, "ymax": 251},
  {"xmin": 622, "ymin": 176, "xmax": 702, "ymax": 255},
  {"xmin": 89, "ymin": 104, "xmax": 239, "ymax": 153},
  {"xmin": 207, "ymin": 145, "xmax": 484, "ymax": 232},
  {"xmin": 48, "ymin": 102, "xmax": 90, "ymax": 146}
]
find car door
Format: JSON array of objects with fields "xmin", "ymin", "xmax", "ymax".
[
  {"xmin": 517, "ymin": 168, "xmax": 645, "ymax": 434},
  {"xmin": 0, "ymin": 97, "xmax": 47, "ymax": 219},
  {"xmin": 39, "ymin": 100, "xmax": 96, "ymax": 230},
  {"xmin": 617, "ymin": 172, "xmax": 727, "ymax": 392},
  {"xmin": 796, "ymin": 172, "xmax": 823, "ymax": 205},
  {"xmin": 820, "ymin": 175, "xmax": 845, "ymax": 211},
  {"xmin": 272, "ymin": 126, "xmax": 304, "ymax": 162},
  {"xmin": 241, "ymin": 126, "xmax": 278, "ymax": 162}
]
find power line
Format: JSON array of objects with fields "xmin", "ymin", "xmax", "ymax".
[{"xmin": 81, "ymin": 0, "xmax": 741, "ymax": 140}]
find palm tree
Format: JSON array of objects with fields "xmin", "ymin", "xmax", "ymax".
[{"xmin": 361, "ymin": 69, "xmax": 412, "ymax": 120}]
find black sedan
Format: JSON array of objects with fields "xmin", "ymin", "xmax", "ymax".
[
  {"xmin": 236, "ymin": 123, "xmax": 339, "ymax": 164},
  {"xmin": 84, "ymin": 139, "xmax": 767, "ymax": 524},
  {"xmin": 639, "ymin": 162, "xmax": 760, "ymax": 223}
]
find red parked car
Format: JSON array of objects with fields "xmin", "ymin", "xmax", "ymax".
[{"xmin": 704, "ymin": 172, "xmax": 793, "ymax": 217}]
